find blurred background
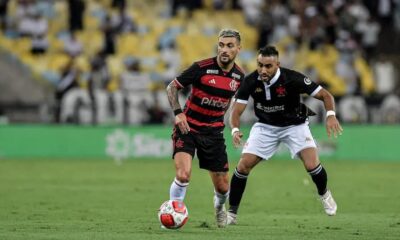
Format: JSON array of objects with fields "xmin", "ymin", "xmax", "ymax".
[
  {"xmin": 1, "ymin": 2, "xmax": 400, "ymax": 237},
  {"xmin": 0, "ymin": 0, "xmax": 399, "ymax": 125}
]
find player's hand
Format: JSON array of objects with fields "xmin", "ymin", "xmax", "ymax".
[
  {"xmin": 326, "ymin": 116, "xmax": 343, "ymax": 138},
  {"xmin": 232, "ymin": 131, "xmax": 243, "ymax": 148},
  {"xmin": 175, "ymin": 113, "xmax": 191, "ymax": 134}
]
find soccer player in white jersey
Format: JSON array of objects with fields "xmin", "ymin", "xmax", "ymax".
[{"xmin": 227, "ymin": 45, "xmax": 343, "ymax": 225}]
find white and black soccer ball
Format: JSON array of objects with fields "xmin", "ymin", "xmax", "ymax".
[{"xmin": 158, "ymin": 200, "xmax": 189, "ymax": 229}]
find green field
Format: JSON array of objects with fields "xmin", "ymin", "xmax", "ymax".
[{"xmin": 1, "ymin": 159, "xmax": 399, "ymax": 240}]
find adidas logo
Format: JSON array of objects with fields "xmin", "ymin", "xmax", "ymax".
[{"xmin": 209, "ymin": 79, "xmax": 216, "ymax": 84}]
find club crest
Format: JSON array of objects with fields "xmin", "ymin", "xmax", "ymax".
[
  {"xmin": 276, "ymin": 86, "xmax": 286, "ymax": 97},
  {"xmin": 229, "ymin": 80, "xmax": 239, "ymax": 91}
]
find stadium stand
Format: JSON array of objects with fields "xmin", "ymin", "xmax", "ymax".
[{"xmin": 0, "ymin": 0, "xmax": 399, "ymax": 124}]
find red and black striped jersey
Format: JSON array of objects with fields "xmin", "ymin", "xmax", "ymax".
[{"xmin": 174, "ymin": 57, "xmax": 245, "ymax": 133}]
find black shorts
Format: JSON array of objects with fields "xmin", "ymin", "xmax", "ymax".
[{"xmin": 171, "ymin": 128, "xmax": 229, "ymax": 172}]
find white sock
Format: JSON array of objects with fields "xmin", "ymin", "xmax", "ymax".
[
  {"xmin": 169, "ymin": 178, "xmax": 189, "ymax": 201},
  {"xmin": 214, "ymin": 190, "xmax": 229, "ymax": 208}
]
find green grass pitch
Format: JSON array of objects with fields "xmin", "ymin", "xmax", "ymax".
[{"xmin": 1, "ymin": 158, "xmax": 399, "ymax": 240}]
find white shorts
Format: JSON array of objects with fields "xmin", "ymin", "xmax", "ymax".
[{"xmin": 242, "ymin": 122, "xmax": 317, "ymax": 160}]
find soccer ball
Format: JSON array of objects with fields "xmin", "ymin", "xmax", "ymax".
[{"xmin": 158, "ymin": 200, "xmax": 189, "ymax": 229}]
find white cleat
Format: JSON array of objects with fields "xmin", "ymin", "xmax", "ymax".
[
  {"xmin": 227, "ymin": 212, "xmax": 237, "ymax": 225},
  {"xmin": 214, "ymin": 197, "xmax": 227, "ymax": 228},
  {"xmin": 320, "ymin": 190, "xmax": 337, "ymax": 216}
]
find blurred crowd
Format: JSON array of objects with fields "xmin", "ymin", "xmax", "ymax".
[{"xmin": 0, "ymin": 0, "xmax": 399, "ymax": 125}]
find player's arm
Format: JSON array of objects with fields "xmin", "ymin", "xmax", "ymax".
[
  {"xmin": 166, "ymin": 80, "xmax": 190, "ymax": 134},
  {"xmin": 313, "ymin": 88, "xmax": 343, "ymax": 138},
  {"xmin": 230, "ymin": 101, "xmax": 247, "ymax": 148},
  {"xmin": 224, "ymin": 97, "xmax": 236, "ymax": 121},
  {"xmin": 230, "ymin": 74, "xmax": 252, "ymax": 147}
]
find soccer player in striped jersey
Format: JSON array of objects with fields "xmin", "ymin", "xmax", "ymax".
[
  {"xmin": 227, "ymin": 46, "xmax": 343, "ymax": 225},
  {"xmin": 166, "ymin": 29, "xmax": 245, "ymax": 228}
]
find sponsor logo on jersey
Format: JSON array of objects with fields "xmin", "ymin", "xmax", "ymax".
[
  {"xmin": 206, "ymin": 69, "xmax": 219, "ymax": 74},
  {"xmin": 229, "ymin": 80, "xmax": 239, "ymax": 91},
  {"xmin": 304, "ymin": 77, "xmax": 312, "ymax": 85},
  {"xmin": 276, "ymin": 86, "xmax": 286, "ymax": 97},
  {"xmin": 256, "ymin": 103, "xmax": 285, "ymax": 112},
  {"xmin": 231, "ymin": 73, "xmax": 241, "ymax": 80},
  {"xmin": 201, "ymin": 97, "xmax": 229, "ymax": 108},
  {"xmin": 255, "ymin": 87, "xmax": 263, "ymax": 93}
]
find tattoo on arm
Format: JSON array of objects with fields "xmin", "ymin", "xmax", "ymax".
[{"xmin": 166, "ymin": 81, "xmax": 182, "ymax": 111}]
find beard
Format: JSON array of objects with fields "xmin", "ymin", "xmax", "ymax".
[
  {"xmin": 258, "ymin": 73, "xmax": 271, "ymax": 82},
  {"xmin": 218, "ymin": 55, "xmax": 233, "ymax": 66}
]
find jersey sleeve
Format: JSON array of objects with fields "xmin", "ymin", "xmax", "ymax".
[
  {"xmin": 174, "ymin": 63, "xmax": 200, "ymax": 88},
  {"xmin": 235, "ymin": 76, "xmax": 252, "ymax": 104},
  {"xmin": 291, "ymin": 71, "xmax": 322, "ymax": 96}
]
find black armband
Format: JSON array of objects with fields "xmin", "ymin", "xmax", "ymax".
[{"xmin": 173, "ymin": 109, "xmax": 183, "ymax": 116}]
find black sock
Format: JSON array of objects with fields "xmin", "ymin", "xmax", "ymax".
[
  {"xmin": 228, "ymin": 168, "xmax": 248, "ymax": 214},
  {"xmin": 308, "ymin": 164, "xmax": 328, "ymax": 195}
]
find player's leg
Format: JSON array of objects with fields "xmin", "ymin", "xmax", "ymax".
[
  {"xmin": 228, "ymin": 153, "xmax": 262, "ymax": 224},
  {"xmin": 170, "ymin": 152, "xmax": 192, "ymax": 201},
  {"xmin": 299, "ymin": 148, "xmax": 337, "ymax": 216},
  {"xmin": 196, "ymin": 133, "xmax": 230, "ymax": 227},
  {"xmin": 299, "ymin": 147, "xmax": 325, "ymax": 194},
  {"xmin": 282, "ymin": 123, "xmax": 328, "ymax": 195},
  {"xmin": 169, "ymin": 129, "xmax": 195, "ymax": 201},
  {"xmin": 228, "ymin": 123, "xmax": 279, "ymax": 224},
  {"xmin": 283, "ymin": 122, "xmax": 337, "ymax": 216},
  {"xmin": 209, "ymin": 171, "xmax": 229, "ymax": 207},
  {"xmin": 209, "ymin": 171, "xmax": 230, "ymax": 227}
]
